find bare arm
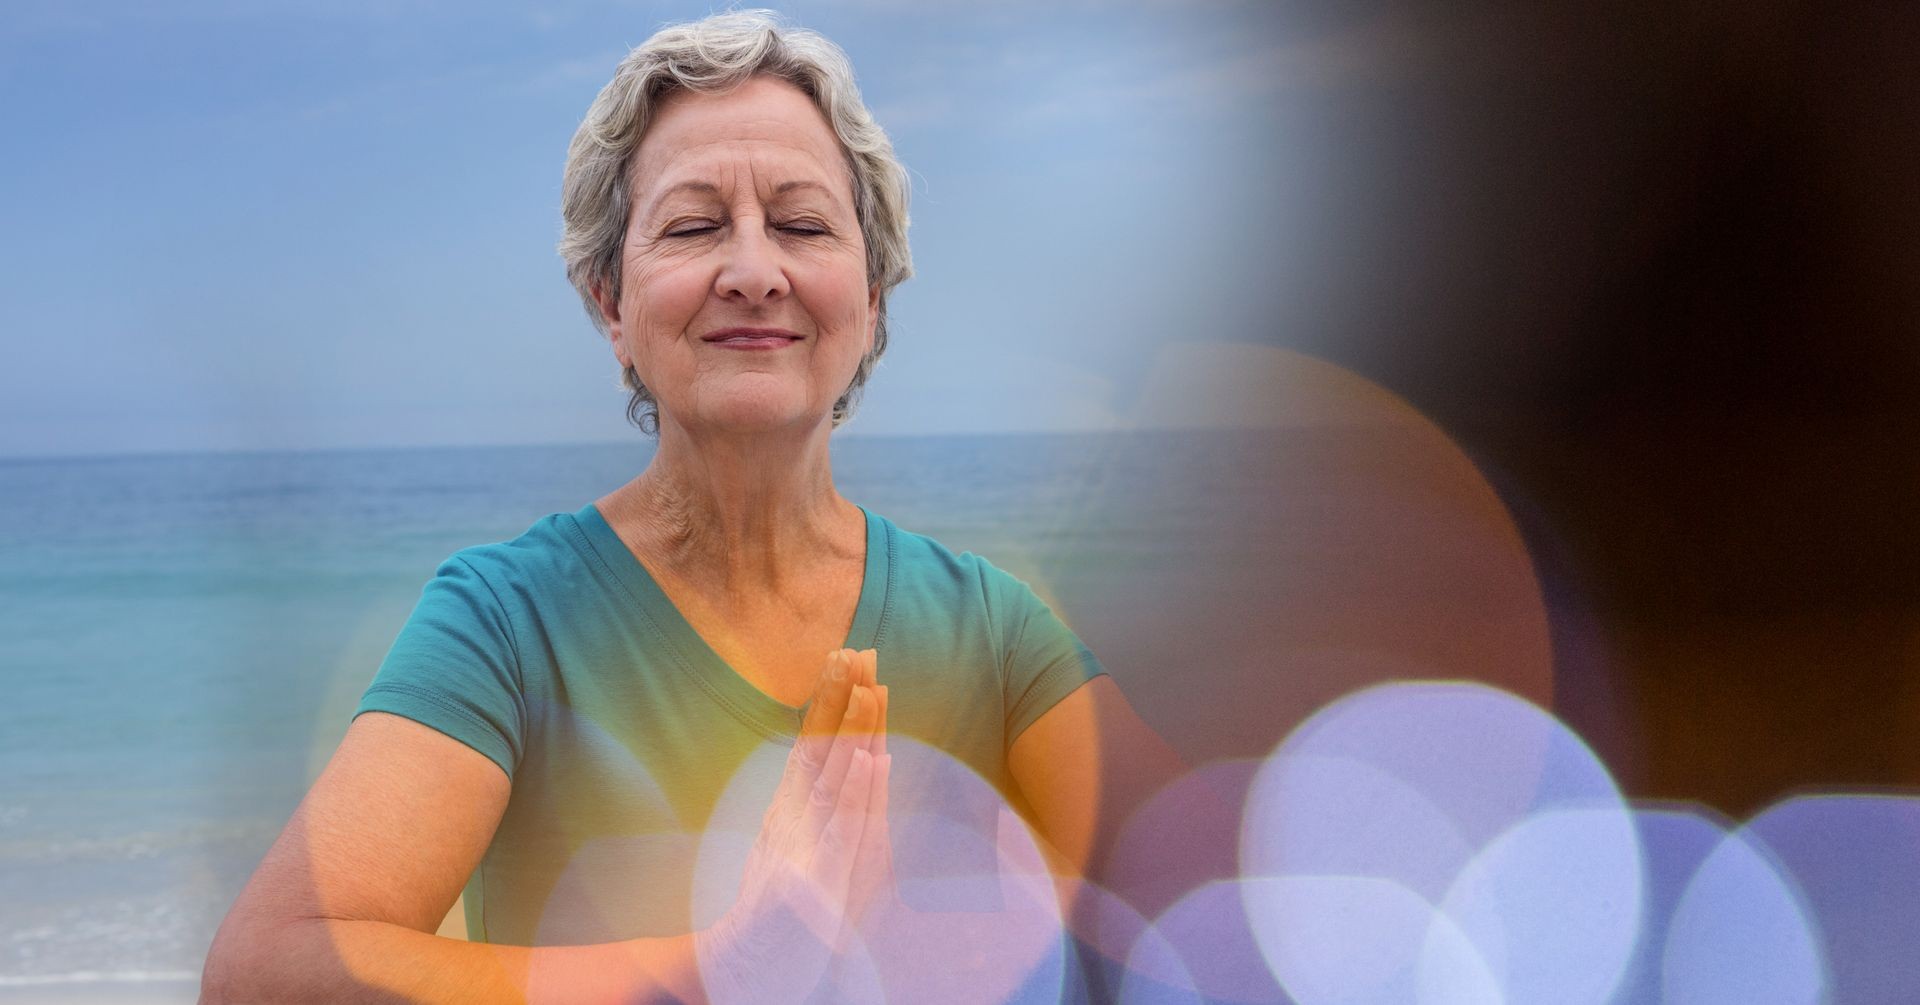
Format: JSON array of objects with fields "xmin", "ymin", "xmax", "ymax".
[
  {"xmin": 200, "ymin": 712, "xmax": 706, "ymax": 1004},
  {"xmin": 204, "ymin": 646, "xmax": 886, "ymax": 1005},
  {"xmin": 1008, "ymin": 675, "xmax": 1189, "ymax": 887},
  {"xmin": 1010, "ymin": 675, "xmax": 1235, "ymax": 992}
]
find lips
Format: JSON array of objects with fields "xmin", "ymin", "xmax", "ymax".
[{"xmin": 701, "ymin": 327, "xmax": 803, "ymax": 343}]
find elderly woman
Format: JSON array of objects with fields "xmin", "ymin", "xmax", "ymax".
[{"xmin": 203, "ymin": 10, "xmax": 1180, "ymax": 1002}]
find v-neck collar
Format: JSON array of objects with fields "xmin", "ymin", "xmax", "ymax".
[{"xmin": 570, "ymin": 501, "xmax": 892, "ymax": 741}]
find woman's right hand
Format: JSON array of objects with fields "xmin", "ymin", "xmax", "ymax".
[{"xmin": 695, "ymin": 647, "xmax": 890, "ymax": 1004}]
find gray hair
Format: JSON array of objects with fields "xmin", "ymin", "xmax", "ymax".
[{"xmin": 559, "ymin": 9, "xmax": 914, "ymax": 433}]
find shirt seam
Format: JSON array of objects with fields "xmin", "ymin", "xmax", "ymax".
[
  {"xmin": 873, "ymin": 514, "xmax": 898, "ymax": 651},
  {"xmin": 359, "ymin": 682, "xmax": 517, "ymax": 779},
  {"xmin": 1008, "ymin": 653, "xmax": 1107, "ymax": 744}
]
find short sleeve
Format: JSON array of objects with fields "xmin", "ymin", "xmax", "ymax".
[
  {"xmin": 990, "ymin": 565, "xmax": 1109, "ymax": 743},
  {"xmin": 354, "ymin": 554, "xmax": 526, "ymax": 780}
]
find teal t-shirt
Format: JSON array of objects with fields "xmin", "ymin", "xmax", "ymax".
[{"xmin": 353, "ymin": 502, "xmax": 1106, "ymax": 946}]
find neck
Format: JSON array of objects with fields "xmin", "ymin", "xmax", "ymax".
[{"xmin": 615, "ymin": 419, "xmax": 856, "ymax": 592}]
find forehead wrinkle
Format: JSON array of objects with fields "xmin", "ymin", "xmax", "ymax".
[{"xmin": 638, "ymin": 141, "xmax": 853, "ymax": 221}]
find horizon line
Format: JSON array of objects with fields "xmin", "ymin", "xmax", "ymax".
[{"xmin": 0, "ymin": 426, "xmax": 1205, "ymax": 466}]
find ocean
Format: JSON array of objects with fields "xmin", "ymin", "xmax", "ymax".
[
  {"xmin": 0, "ymin": 433, "xmax": 1226, "ymax": 998},
  {"xmin": 0, "ymin": 428, "xmax": 1551, "ymax": 1000}
]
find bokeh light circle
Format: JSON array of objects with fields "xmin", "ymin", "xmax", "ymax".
[
  {"xmin": 1117, "ymin": 915, "xmax": 1203, "ymax": 1005},
  {"xmin": 1738, "ymin": 795, "xmax": 1920, "ymax": 1001},
  {"xmin": 1105, "ymin": 757, "xmax": 1261, "ymax": 921},
  {"xmin": 533, "ymin": 830, "xmax": 700, "ymax": 948},
  {"xmin": 1661, "ymin": 821, "xmax": 1826, "ymax": 1004},
  {"xmin": 692, "ymin": 735, "xmax": 1065, "ymax": 1003},
  {"xmin": 1238, "ymin": 875, "xmax": 1500, "ymax": 1005},
  {"xmin": 1240, "ymin": 682, "xmax": 1638, "ymax": 1003},
  {"xmin": 1610, "ymin": 806, "xmax": 1738, "ymax": 1004},
  {"xmin": 1434, "ymin": 807, "xmax": 1641, "ymax": 1002},
  {"xmin": 1141, "ymin": 880, "xmax": 1288, "ymax": 1003}
]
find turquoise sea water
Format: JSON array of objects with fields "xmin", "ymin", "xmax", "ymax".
[{"xmin": 0, "ymin": 432, "xmax": 1228, "ymax": 990}]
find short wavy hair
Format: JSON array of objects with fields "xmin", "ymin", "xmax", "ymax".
[{"xmin": 559, "ymin": 9, "xmax": 914, "ymax": 434}]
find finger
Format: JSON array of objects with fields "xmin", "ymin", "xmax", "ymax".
[
  {"xmin": 848, "ymin": 650, "xmax": 879, "ymax": 753},
  {"xmin": 843, "ymin": 749, "xmax": 894, "ymax": 920},
  {"xmin": 846, "ymin": 677, "xmax": 881, "ymax": 755},
  {"xmin": 779, "ymin": 651, "xmax": 856, "ymax": 820},
  {"xmin": 810, "ymin": 747, "xmax": 875, "ymax": 907},
  {"xmin": 800, "ymin": 686, "xmax": 874, "ymax": 841},
  {"xmin": 863, "ymin": 751, "xmax": 891, "ymax": 861},
  {"xmin": 799, "ymin": 649, "xmax": 857, "ymax": 745},
  {"xmin": 863, "ymin": 653, "xmax": 885, "ymax": 757},
  {"xmin": 873, "ymin": 753, "xmax": 895, "ymax": 888},
  {"xmin": 839, "ymin": 679, "xmax": 878, "ymax": 744}
]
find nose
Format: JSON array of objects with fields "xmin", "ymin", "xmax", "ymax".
[{"xmin": 713, "ymin": 221, "xmax": 791, "ymax": 305}]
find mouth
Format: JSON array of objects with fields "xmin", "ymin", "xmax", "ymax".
[{"xmin": 701, "ymin": 327, "xmax": 803, "ymax": 349}]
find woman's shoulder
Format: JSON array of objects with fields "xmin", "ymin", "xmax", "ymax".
[
  {"xmin": 861, "ymin": 509, "xmax": 1039, "ymax": 609},
  {"xmin": 865, "ymin": 509, "xmax": 979, "ymax": 576},
  {"xmin": 429, "ymin": 507, "xmax": 601, "ymax": 588}
]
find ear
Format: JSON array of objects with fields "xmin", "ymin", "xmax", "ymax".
[
  {"xmin": 864, "ymin": 283, "xmax": 881, "ymax": 355},
  {"xmin": 590, "ymin": 278, "xmax": 623, "ymax": 340}
]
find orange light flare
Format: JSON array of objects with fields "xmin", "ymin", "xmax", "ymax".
[{"xmin": 1005, "ymin": 344, "xmax": 1563, "ymax": 941}]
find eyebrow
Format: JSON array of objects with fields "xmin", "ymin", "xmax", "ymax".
[{"xmin": 645, "ymin": 179, "xmax": 841, "ymax": 216}]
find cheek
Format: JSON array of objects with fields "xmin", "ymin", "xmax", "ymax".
[
  {"xmin": 807, "ymin": 269, "xmax": 873, "ymax": 345},
  {"xmin": 628, "ymin": 259, "xmax": 698, "ymax": 312},
  {"xmin": 623, "ymin": 265, "xmax": 706, "ymax": 345}
]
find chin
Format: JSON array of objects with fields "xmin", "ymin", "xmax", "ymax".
[{"xmin": 690, "ymin": 390, "xmax": 829, "ymax": 435}]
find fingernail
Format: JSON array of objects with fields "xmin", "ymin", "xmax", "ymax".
[{"xmin": 830, "ymin": 652, "xmax": 847, "ymax": 681}]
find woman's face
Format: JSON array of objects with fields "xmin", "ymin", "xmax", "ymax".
[{"xmin": 598, "ymin": 75, "xmax": 878, "ymax": 437}]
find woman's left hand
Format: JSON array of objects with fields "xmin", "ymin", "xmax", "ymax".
[
  {"xmin": 839, "ymin": 649, "xmax": 895, "ymax": 936},
  {"xmin": 698, "ymin": 648, "xmax": 888, "ymax": 1003}
]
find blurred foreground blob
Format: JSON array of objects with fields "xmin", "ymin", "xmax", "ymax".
[
  {"xmin": 1096, "ymin": 682, "xmax": 1920, "ymax": 1005},
  {"xmin": 1036, "ymin": 343, "xmax": 1558, "ymax": 768}
]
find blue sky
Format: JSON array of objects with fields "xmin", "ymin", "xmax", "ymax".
[{"xmin": 1, "ymin": 0, "xmax": 1291, "ymax": 457}]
